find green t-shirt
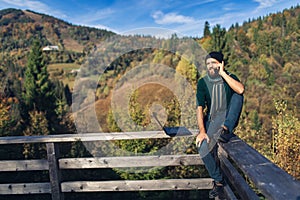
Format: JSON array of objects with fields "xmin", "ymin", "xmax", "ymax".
[{"xmin": 196, "ymin": 72, "xmax": 240, "ymax": 115}]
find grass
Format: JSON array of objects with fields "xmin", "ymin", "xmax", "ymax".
[
  {"xmin": 48, "ymin": 63, "xmax": 81, "ymax": 89},
  {"xmin": 48, "ymin": 63, "xmax": 80, "ymax": 72}
]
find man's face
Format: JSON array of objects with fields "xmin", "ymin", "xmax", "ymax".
[{"xmin": 206, "ymin": 58, "xmax": 220, "ymax": 79}]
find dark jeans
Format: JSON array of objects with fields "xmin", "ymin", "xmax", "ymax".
[{"xmin": 198, "ymin": 93, "xmax": 244, "ymax": 182}]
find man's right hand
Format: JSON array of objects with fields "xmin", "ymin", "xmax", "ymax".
[{"xmin": 196, "ymin": 132, "xmax": 210, "ymax": 147}]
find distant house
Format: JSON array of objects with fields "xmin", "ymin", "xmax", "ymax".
[
  {"xmin": 42, "ymin": 45, "xmax": 59, "ymax": 51},
  {"xmin": 70, "ymin": 69, "xmax": 81, "ymax": 75}
]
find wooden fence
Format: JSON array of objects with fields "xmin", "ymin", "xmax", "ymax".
[{"xmin": 0, "ymin": 131, "xmax": 299, "ymax": 200}]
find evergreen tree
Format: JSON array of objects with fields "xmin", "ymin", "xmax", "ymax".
[
  {"xmin": 23, "ymin": 40, "xmax": 57, "ymax": 127},
  {"xmin": 250, "ymin": 110, "xmax": 261, "ymax": 131},
  {"xmin": 257, "ymin": 17, "xmax": 263, "ymax": 30},
  {"xmin": 64, "ymin": 84, "xmax": 72, "ymax": 106},
  {"xmin": 281, "ymin": 14, "xmax": 287, "ymax": 37},
  {"xmin": 106, "ymin": 109, "xmax": 121, "ymax": 132},
  {"xmin": 237, "ymin": 29, "xmax": 251, "ymax": 53},
  {"xmin": 203, "ymin": 21, "xmax": 211, "ymax": 37},
  {"xmin": 52, "ymin": 79, "xmax": 68, "ymax": 120},
  {"xmin": 211, "ymin": 24, "xmax": 226, "ymax": 51}
]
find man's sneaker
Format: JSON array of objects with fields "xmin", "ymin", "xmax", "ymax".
[
  {"xmin": 218, "ymin": 128, "xmax": 230, "ymax": 143},
  {"xmin": 209, "ymin": 181, "xmax": 224, "ymax": 198}
]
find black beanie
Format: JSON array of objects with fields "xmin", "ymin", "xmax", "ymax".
[{"xmin": 205, "ymin": 51, "xmax": 223, "ymax": 63}]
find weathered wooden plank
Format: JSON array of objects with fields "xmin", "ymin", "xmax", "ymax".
[
  {"xmin": 46, "ymin": 143, "xmax": 64, "ymax": 200},
  {"xmin": 0, "ymin": 130, "xmax": 198, "ymax": 145},
  {"xmin": 59, "ymin": 154, "xmax": 203, "ymax": 169},
  {"xmin": 215, "ymin": 184, "xmax": 237, "ymax": 200},
  {"xmin": 0, "ymin": 160, "xmax": 49, "ymax": 171},
  {"xmin": 220, "ymin": 136, "xmax": 300, "ymax": 200},
  {"xmin": 61, "ymin": 178, "xmax": 213, "ymax": 192},
  {"xmin": 0, "ymin": 183, "xmax": 50, "ymax": 194},
  {"xmin": 218, "ymin": 149, "xmax": 259, "ymax": 200},
  {"xmin": 222, "ymin": 184, "xmax": 238, "ymax": 200}
]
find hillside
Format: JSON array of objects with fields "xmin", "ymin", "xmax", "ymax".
[
  {"xmin": 0, "ymin": 5, "xmax": 299, "ymax": 179},
  {"xmin": 0, "ymin": 8, "xmax": 115, "ymax": 65},
  {"xmin": 1, "ymin": 6, "xmax": 299, "ymax": 130}
]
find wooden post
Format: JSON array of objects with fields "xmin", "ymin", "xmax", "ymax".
[{"xmin": 46, "ymin": 142, "xmax": 64, "ymax": 200}]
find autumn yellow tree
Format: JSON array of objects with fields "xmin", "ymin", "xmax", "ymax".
[
  {"xmin": 0, "ymin": 99, "xmax": 10, "ymax": 134},
  {"xmin": 272, "ymin": 100, "xmax": 300, "ymax": 179}
]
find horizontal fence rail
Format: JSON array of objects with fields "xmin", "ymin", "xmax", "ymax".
[
  {"xmin": 59, "ymin": 154, "xmax": 204, "ymax": 169},
  {"xmin": 0, "ymin": 131, "xmax": 180, "ymax": 145},
  {"xmin": 0, "ymin": 183, "xmax": 51, "ymax": 195},
  {"xmin": 0, "ymin": 159, "xmax": 49, "ymax": 171},
  {"xmin": 0, "ymin": 131, "xmax": 299, "ymax": 200},
  {"xmin": 61, "ymin": 178, "xmax": 213, "ymax": 192}
]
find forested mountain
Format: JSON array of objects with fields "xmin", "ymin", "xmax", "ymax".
[
  {"xmin": 0, "ymin": 8, "xmax": 115, "ymax": 136},
  {"xmin": 0, "ymin": 8, "xmax": 115, "ymax": 64},
  {"xmin": 0, "ymin": 4, "xmax": 299, "ymax": 184}
]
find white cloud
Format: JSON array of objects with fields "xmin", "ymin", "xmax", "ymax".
[
  {"xmin": 73, "ymin": 8, "xmax": 114, "ymax": 25},
  {"xmin": 181, "ymin": 0, "xmax": 216, "ymax": 9},
  {"xmin": 91, "ymin": 8, "xmax": 115, "ymax": 21},
  {"xmin": 152, "ymin": 10, "xmax": 195, "ymax": 25},
  {"xmin": 253, "ymin": 0, "xmax": 281, "ymax": 10},
  {"xmin": 223, "ymin": 3, "xmax": 238, "ymax": 11}
]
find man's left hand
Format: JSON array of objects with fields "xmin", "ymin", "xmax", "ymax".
[{"xmin": 218, "ymin": 61, "xmax": 226, "ymax": 76}]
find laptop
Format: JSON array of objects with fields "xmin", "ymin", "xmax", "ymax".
[{"xmin": 152, "ymin": 112, "xmax": 192, "ymax": 137}]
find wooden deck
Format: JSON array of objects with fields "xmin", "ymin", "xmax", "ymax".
[
  {"xmin": 219, "ymin": 137, "xmax": 300, "ymax": 200},
  {"xmin": 0, "ymin": 131, "xmax": 299, "ymax": 200}
]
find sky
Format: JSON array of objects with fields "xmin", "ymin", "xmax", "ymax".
[{"xmin": 0, "ymin": 0, "xmax": 299, "ymax": 37}]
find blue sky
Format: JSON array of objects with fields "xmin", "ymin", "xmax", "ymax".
[{"xmin": 0, "ymin": 0, "xmax": 299, "ymax": 37}]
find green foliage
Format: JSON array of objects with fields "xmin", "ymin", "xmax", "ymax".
[
  {"xmin": 22, "ymin": 40, "xmax": 73, "ymax": 133},
  {"xmin": 249, "ymin": 110, "xmax": 262, "ymax": 131},
  {"xmin": 165, "ymin": 98, "xmax": 181, "ymax": 127},
  {"xmin": 236, "ymin": 29, "xmax": 251, "ymax": 53},
  {"xmin": 69, "ymin": 140, "xmax": 92, "ymax": 158},
  {"xmin": 203, "ymin": 21, "xmax": 211, "ymax": 37},
  {"xmin": 210, "ymin": 24, "xmax": 226, "ymax": 51},
  {"xmin": 52, "ymin": 79, "xmax": 68, "ymax": 120},
  {"xmin": 23, "ymin": 40, "xmax": 55, "ymax": 113},
  {"xmin": 115, "ymin": 167, "xmax": 163, "ymax": 180},
  {"xmin": 106, "ymin": 109, "xmax": 122, "ymax": 132},
  {"xmin": 23, "ymin": 109, "xmax": 49, "ymax": 159},
  {"xmin": 129, "ymin": 91, "xmax": 147, "ymax": 127}
]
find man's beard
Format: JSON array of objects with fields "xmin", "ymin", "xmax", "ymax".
[{"xmin": 207, "ymin": 69, "xmax": 220, "ymax": 79}]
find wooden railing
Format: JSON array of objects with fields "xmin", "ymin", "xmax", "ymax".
[{"xmin": 0, "ymin": 131, "xmax": 299, "ymax": 200}]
